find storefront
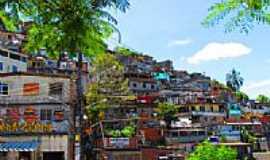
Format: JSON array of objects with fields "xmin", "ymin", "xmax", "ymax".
[
  {"xmin": 0, "ymin": 104, "xmax": 72, "ymax": 160},
  {"xmin": 0, "ymin": 140, "xmax": 40, "ymax": 160},
  {"xmin": 0, "ymin": 135, "xmax": 71, "ymax": 160}
]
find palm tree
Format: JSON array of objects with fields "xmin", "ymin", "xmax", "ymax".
[{"xmin": 226, "ymin": 69, "xmax": 244, "ymax": 92}]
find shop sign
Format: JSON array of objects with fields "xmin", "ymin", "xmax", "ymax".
[
  {"xmin": 109, "ymin": 138, "xmax": 129, "ymax": 148},
  {"xmin": 0, "ymin": 122, "xmax": 52, "ymax": 133}
]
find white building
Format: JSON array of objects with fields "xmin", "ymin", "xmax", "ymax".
[{"xmin": 0, "ymin": 48, "xmax": 27, "ymax": 73}]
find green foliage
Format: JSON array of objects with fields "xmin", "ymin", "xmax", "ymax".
[
  {"xmin": 235, "ymin": 91, "xmax": 249, "ymax": 102},
  {"xmin": 106, "ymin": 124, "xmax": 136, "ymax": 138},
  {"xmin": 115, "ymin": 46, "xmax": 139, "ymax": 56},
  {"xmin": 0, "ymin": 0, "xmax": 130, "ymax": 57},
  {"xmin": 188, "ymin": 141, "xmax": 237, "ymax": 160},
  {"xmin": 156, "ymin": 103, "xmax": 177, "ymax": 125},
  {"xmin": 203, "ymin": 0, "xmax": 270, "ymax": 33},
  {"xmin": 241, "ymin": 128, "xmax": 257, "ymax": 143},
  {"xmin": 121, "ymin": 125, "xmax": 136, "ymax": 137},
  {"xmin": 85, "ymin": 54, "xmax": 131, "ymax": 123},
  {"xmin": 256, "ymin": 94, "xmax": 270, "ymax": 104}
]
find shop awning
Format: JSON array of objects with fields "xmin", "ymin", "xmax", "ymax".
[{"xmin": 0, "ymin": 141, "xmax": 40, "ymax": 152}]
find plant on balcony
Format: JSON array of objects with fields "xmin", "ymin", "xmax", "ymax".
[
  {"xmin": 106, "ymin": 124, "xmax": 136, "ymax": 138},
  {"xmin": 121, "ymin": 125, "xmax": 136, "ymax": 137},
  {"xmin": 241, "ymin": 128, "xmax": 256, "ymax": 143},
  {"xmin": 188, "ymin": 141, "xmax": 237, "ymax": 160}
]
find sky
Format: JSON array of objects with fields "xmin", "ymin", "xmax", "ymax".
[{"xmin": 109, "ymin": 0, "xmax": 270, "ymax": 98}]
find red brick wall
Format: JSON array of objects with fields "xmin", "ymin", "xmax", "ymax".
[
  {"xmin": 142, "ymin": 148, "xmax": 171, "ymax": 160},
  {"xmin": 140, "ymin": 128, "xmax": 163, "ymax": 142}
]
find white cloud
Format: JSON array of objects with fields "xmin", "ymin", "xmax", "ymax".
[
  {"xmin": 242, "ymin": 80, "xmax": 270, "ymax": 98},
  {"xmin": 187, "ymin": 42, "xmax": 251, "ymax": 64},
  {"xmin": 168, "ymin": 38, "xmax": 192, "ymax": 47}
]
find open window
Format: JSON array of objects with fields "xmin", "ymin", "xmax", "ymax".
[{"xmin": 0, "ymin": 82, "xmax": 8, "ymax": 95}]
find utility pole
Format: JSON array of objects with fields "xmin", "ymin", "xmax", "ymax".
[{"xmin": 76, "ymin": 52, "xmax": 85, "ymax": 160}]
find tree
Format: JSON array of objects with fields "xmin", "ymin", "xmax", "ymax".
[
  {"xmin": 256, "ymin": 94, "xmax": 270, "ymax": 104},
  {"xmin": 188, "ymin": 141, "xmax": 237, "ymax": 160},
  {"xmin": 203, "ymin": 0, "xmax": 270, "ymax": 33},
  {"xmin": 156, "ymin": 103, "xmax": 177, "ymax": 127},
  {"xmin": 85, "ymin": 53, "xmax": 131, "ymax": 123},
  {"xmin": 115, "ymin": 46, "xmax": 140, "ymax": 56},
  {"xmin": 0, "ymin": 1, "xmax": 130, "ymax": 159},
  {"xmin": 235, "ymin": 91, "xmax": 249, "ymax": 102},
  {"xmin": 226, "ymin": 69, "xmax": 244, "ymax": 92},
  {"xmin": 0, "ymin": 0, "xmax": 130, "ymax": 57}
]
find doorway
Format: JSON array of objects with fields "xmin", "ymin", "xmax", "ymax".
[
  {"xmin": 43, "ymin": 152, "xmax": 65, "ymax": 160},
  {"xmin": 19, "ymin": 152, "xmax": 32, "ymax": 160}
]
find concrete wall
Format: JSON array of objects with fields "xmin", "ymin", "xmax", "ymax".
[
  {"xmin": 0, "ymin": 50, "xmax": 27, "ymax": 73},
  {"xmin": 0, "ymin": 75, "xmax": 71, "ymax": 102}
]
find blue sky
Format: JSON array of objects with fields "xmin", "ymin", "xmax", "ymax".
[{"xmin": 110, "ymin": 0, "xmax": 270, "ymax": 98}]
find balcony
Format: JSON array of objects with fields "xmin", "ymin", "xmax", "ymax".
[
  {"xmin": 0, "ymin": 95, "xmax": 69, "ymax": 104},
  {"xmin": 166, "ymin": 135, "xmax": 207, "ymax": 144},
  {"xmin": 95, "ymin": 137, "xmax": 140, "ymax": 149},
  {"xmin": 191, "ymin": 111, "xmax": 226, "ymax": 117}
]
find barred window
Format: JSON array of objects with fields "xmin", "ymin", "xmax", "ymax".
[
  {"xmin": 40, "ymin": 109, "xmax": 52, "ymax": 121},
  {"xmin": 0, "ymin": 82, "xmax": 8, "ymax": 95},
  {"xmin": 49, "ymin": 82, "xmax": 63, "ymax": 96}
]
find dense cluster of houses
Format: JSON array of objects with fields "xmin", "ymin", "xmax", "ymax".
[
  {"xmin": 0, "ymin": 29, "xmax": 270, "ymax": 160},
  {"xmin": 94, "ymin": 52, "xmax": 270, "ymax": 160}
]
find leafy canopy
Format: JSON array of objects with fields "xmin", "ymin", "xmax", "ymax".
[
  {"xmin": 0, "ymin": 0, "xmax": 130, "ymax": 57},
  {"xmin": 256, "ymin": 94, "xmax": 270, "ymax": 103},
  {"xmin": 115, "ymin": 46, "xmax": 140, "ymax": 56},
  {"xmin": 85, "ymin": 53, "xmax": 131, "ymax": 122},
  {"xmin": 203, "ymin": 0, "xmax": 270, "ymax": 33},
  {"xmin": 235, "ymin": 91, "xmax": 249, "ymax": 102},
  {"xmin": 156, "ymin": 103, "xmax": 178, "ymax": 125},
  {"xmin": 188, "ymin": 141, "xmax": 237, "ymax": 160}
]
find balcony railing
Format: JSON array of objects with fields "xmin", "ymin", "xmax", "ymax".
[
  {"xmin": 192, "ymin": 111, "xmax": 226, "ymax": 117},
  {"xmin": 0, "ymin": 95, "xmax": 69, "ymax": 104},
  {"xmin": 165, "ymin": 135, "xmax": 207, "ymax": 144},
  {"xmin": 95, "ymin": 137, "xmax": 140, "ymax": 149}
]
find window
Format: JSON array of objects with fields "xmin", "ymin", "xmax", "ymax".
[
  {"xmin": 132, "ymin": 83, "xmax": 137, "ymax": 88},
  {"xmin": 171, "ymin": 131, "xmax": 178, "ymax": 137},
  {"xmin": 0, "ymin": 82, "xmax": 8, "ymax": 95},
  {"xmin": 151, "ymin": 84, "xmax": 155, "ymax": 89},
  {"xmin": 40, "ymin": 109, "xmax": 52, "ymax": 121},
  {"xmin": 142, "ymin": 83, "xmax": 147, "ymax": 88},
  {"xmin": 200, "ymin": 106, "xmax": 205, "ymax": 112},
  {"xmin": 12, "ymin": 65, "xmax": 18, "ymax": 72},
  {"xmin": 21, "ymin": 57, "xmax": 27, "ymax": 62},
  {"xmin": 210, "ymin": 106, "xmax": 214, "ymax": 112},
  {"xmin": 49, "ymin": 82, "xmax": 63, "ymax": 96},
  {"xmin": 0, "ymin": 50, "xmax": 8, "ymax": 57},
  {"xmin": 23, "ymin": 83, "xmax": 40, "ymax": 96},
  {"xmin": 9, "ymin": 53, "xmax": 21, "ymax": 61},
  {"xmin": 0, "ymin": 62, "xmax": 3, "ymax": 71}
]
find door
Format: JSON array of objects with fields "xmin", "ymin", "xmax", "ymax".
[
  {"xmin": 43, "ymin": 152, "xmax": 65, "ymax": 160},
  {"xmin": 19, "ymin": 152, "xmax": 31, "ymax": 160}
]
